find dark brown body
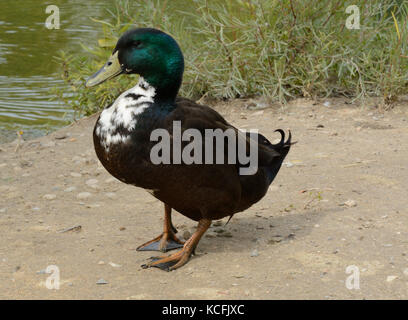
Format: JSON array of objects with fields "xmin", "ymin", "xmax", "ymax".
[{"xmin": 94, "ymin": 97, "xmax": 290, "ymax": 222}]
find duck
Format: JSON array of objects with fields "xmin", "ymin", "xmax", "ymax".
[{"xmin": 85, "ymin": 27, "xmax": 293, "ymax": 271}]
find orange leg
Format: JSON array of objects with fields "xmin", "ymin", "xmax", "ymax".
[
  {"xmin": 137, "ymin": 204, "xmax": 185, "ymax": 252},
  {"xmin": 142, "ymin": 218, "xmax": 211, "ymax": 271}
]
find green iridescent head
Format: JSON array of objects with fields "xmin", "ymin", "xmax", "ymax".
[{"xmin": 86, "ymin": 28, "xmax": 184, "ymax": 101}]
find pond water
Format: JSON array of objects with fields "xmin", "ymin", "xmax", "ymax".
[{"xmin": 0, "ymin": 0, "xmax": 122, "ymax": 143}]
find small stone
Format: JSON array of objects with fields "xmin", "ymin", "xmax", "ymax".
[
  {"xmin": 344, "ymin": 200, "xmax": 357, "ymax": 207},
  {"xmin": 77, "ymin": 192, "xmax": 91, "ymax": 200},
  {"xmin": 19, "ymin": 160, "xmax": 32, "ymax": 168},
  {"xmin": 85, "ymin": 158, "xmax": 96, "ymax": 165},
  {"xmin": 96, "ymin": 278, "xmax": 108, "ymax": 285},
  {"xmin": 72, "ymin": 156, "xmax": 85, "ymax": 164},
  {"xmin": 250, "ymin": 249, "xmax": 259, "ymax": 257},
  {"xmin": 268, "ymin": 236, "xmax": 283, "ymax": 244},
  {"xmin": 217, "ymin": 231, "xmax": 232, "ymax": 238},
  {"xmin": 98, "ymin": 261, "xmax": 105, "ymax": 265},
  {"xmin": 85, "ymin": 203, "xmax": 101, "ymax": 208},
  {"xmin": 64, "ymin": 186, "xmax": 76, "ymax": 192},
  {"xmin": 89, "ymin": 184, "xmax": 100, "ymax": 190},
  {"xmin": 43, "ymin": 194, "xmax": 56, "ymax": 200},
  {"xmin": 403, "ymin": 268, "xmax": 408, "ymax": 276},
  {"xmin": 205, "ymin": 233, "xmax": 215, "ymax": 238},
  {"xmin": 284, "ymin": 161, "xmax": 294, "ymax": 168},
  {"xmin": 108, "ymin": 262, "xmax": 121, "ymax": 268},
  {"xmin": 386, "ymin": 275, "xmax": 397, "ymax": 282},
  {"xmin": 246, "ymin": 99, "xmax": 268, "ymax": 110},
  {"xmin": 323, "ymin": 101, "xmax": 330, "ymax": 107},
  {"xmin": 70, "ymin": 172, "xmax": 82, "ymax": 178},
  {"xmin": 119, "ymin": 227, "xmax": 126, "ymax": 231},
  {"xmin": 86, "ymin": 179, "xmax": 98, "ymax": 186},
  {"xmin": 55, "ymin": 133, "xmax": 68, "ymax": 140},
  {"xmin": 105, "ymin": 192, "xmax": 116, "ymax": 199},
  {"xmin": 182, "ymin": 230, "xmax": 191, "ymax": 240},
  {"xmin": 316, "ymin": 124, "xmax": 325, "ymax": 128}
]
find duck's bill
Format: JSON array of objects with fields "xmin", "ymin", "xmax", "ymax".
[{"xmin": 85, "ymin": 51, "xmax": 123, "ymax": 87}]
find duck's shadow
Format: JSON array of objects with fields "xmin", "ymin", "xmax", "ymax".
[{"xmin": 196, "ymin": 206, "xmax": 343, "ymax": 255}]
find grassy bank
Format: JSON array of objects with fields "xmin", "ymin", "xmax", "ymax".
[{"xmin": 54, "ymin": 0, "xmax": 408, "ymax": 116}]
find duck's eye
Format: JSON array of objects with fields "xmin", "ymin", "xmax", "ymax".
[{"xmin": 132, "ymin": 41, "xmax": 142, "ymax": 49}]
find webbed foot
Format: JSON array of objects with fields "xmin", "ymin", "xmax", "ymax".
[
  {"xmin": 141, "ymin": 219, "xmax": 211, "ymax": 271},
  {"xmin": 136, "ymin": 232, "xmax": 184, "ymax": 252},
  {"xmin": 141, "ymin": 249, "xmax": 191, "ymax": 271}
]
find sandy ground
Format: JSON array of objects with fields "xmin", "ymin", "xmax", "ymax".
[{"xmin": 0, "ymin": 97, "xmax": 408, "ymax": 300}]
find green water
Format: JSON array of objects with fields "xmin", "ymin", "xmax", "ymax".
[
  {"xmin": 0, "ymin": 0, "xmax": 197, "ymax": 143},
  {"xmin": 0, "ymin": 0, "xmax": 121, "ymax": 143}
]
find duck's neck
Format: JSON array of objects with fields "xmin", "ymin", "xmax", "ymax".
[
  {"xmin": 131, "ymin": 77, "xmax": 176, "ymax": 113},
  {"xmin": 142, "ymin": 62, "xmax": 183, "ymax": 104}
]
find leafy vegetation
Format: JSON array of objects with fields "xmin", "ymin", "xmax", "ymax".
[{"xmin": 54, "ymin": 0, "xmax": 408, "ymax": 116}]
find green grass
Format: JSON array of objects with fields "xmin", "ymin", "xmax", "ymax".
[{"xmin": 54, "ymin": 0, "xmax": 408, "ymax": 116}]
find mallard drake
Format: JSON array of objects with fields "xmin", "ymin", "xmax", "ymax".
[{"xmin": 86, "ymin": 28, "xmax": 293, "ymax": 271}]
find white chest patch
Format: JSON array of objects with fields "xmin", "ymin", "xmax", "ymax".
[{"xmin": 95, "ymin": 78, "xmax": 156, "ymax": 151}]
